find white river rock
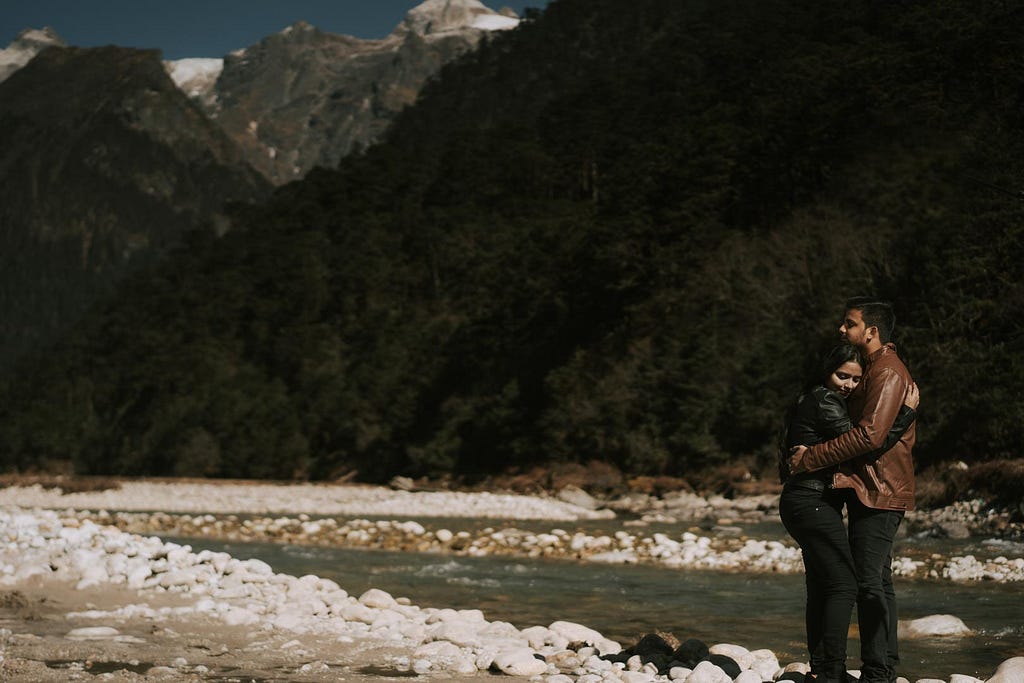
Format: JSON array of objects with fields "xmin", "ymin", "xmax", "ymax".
[
  {"xmin": 65, "ymin": 626, "xmax": 122, "ymax": 639},
  {"xmin": 733, "ymin": 671, "xmax": 764, "ymax": 683},
  {"xmin": 984, "ymin": 656, "xmax": 1024, "ymax": 683},
  {"xmin": 492, "ymin": 647, "xmax": 549, "ymax": 676},
  {"xmin": 710, "ymin": 642, "xmax": 754, "ymax": 670},
  {"xmin": 687, "ymin": 659, "xmax": 733, "ymax": 683},
  {"xmin": 900, "ymin": 614, "xmax": 973, "ymax": 638}
]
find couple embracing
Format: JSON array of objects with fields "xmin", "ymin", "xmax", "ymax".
[{"xmin": 780, "ymin": 297, "xmax": 918, "ymax": 683}]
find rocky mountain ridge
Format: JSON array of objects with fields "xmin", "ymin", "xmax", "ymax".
[
  {"xmin": 0, "ymin": 26, "xmax": 64, "ymax": 82},
  {"xmin": 193, "ymin": 0, "xmax": 521, "ymax": 183},
  {"xmin": 2, "ymin": 2, "xmax": 520, "ymax": 185},
  {"xmin": 0, "ymin": 0, "xmax": 522, "ymax": 371}
]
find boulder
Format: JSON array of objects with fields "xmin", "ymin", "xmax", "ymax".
[
  {"xmin": 710, "ymin": 642, "xmax": 754, "ymax": 670},
  {"xmin": 557, "ymin": 485, "xmax": 601, "ymax": 510},
  {"xmin": 687, "ymin": 659, "xmax": 732, "ymax": 683},
  {"xmin": 549, "ymin": 620, "xmax": 620, "ymax": 654},
  {"xmin": 734, "ymin": 672, "xmax": 763, "ymax": 683},
  {"xmin": 748, "ymin": 648, "xmax": 781, "ymax": 680},
  {"xmin": 620, "ymin": 672, "xmax": 657, "ymax": 683},
  {"xmin": 358, "ymin": 588, "xmax": 397, "ymax": 609},
  {"xmin": 673, "ymin": 638, "xmax": 710, "ymax": 667},
  {"xmin": 66, "ymin": 626, "xmax": 121, "ymax": 640},
  {"xmin": 900, "ymin": 614, "xmax": 972, "ymax": 637},
  {"xmin": 708, "ymin": 653, "xmax": 741, "ymax": 679},
  {"xmin": 631, "ymin": 633, "xmax": 676, "ymax": 657},
  {"xmin": 984, "ymin": 656, "xmax": 1024, "ymax": 683},
  {"xmin": 491, "ymin": 648, "xmax": 548, "ymax": 676}
]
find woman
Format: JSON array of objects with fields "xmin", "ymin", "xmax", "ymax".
[{"xmin": 778, "ymin": 344, "xmax": 918, "ymax": 683}]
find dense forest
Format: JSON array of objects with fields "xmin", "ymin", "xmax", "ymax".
[{"xmin": 1, "ymin": 0, "xmax": 1021, "ymax": 483}]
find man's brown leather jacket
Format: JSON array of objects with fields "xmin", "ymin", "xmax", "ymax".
[{"xmin": 789, "ymin": 343, "xmax": 916, "ymax": 511}]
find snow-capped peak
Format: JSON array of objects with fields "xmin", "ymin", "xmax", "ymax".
[
  {"xmin": 397, "ymin": 0, "xmax": 519, "ymax": 38},
  {"xmin": 164, "ymin": 57, "xmax": 223, "ymax": 105},
  {"xmin": 470, "ymin": 14, "xmax": 520, "ymax": 31},
  {"xmin": 15, "ymin": 27, "xmax": 62, "ymax": 46},
  {"xmin": 0, "ymin": 26, "xmax": 65, "ymax": 83}
]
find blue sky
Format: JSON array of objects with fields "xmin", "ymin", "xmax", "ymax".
[{"xmin": 2, "ymin": 1, "xmax": 552, "ymax": 60}]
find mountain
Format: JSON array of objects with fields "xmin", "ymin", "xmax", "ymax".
[
  {"xmin": 165, "ymin": 57, "xmax": 223, "ymax": 109},
  {"xmin": 190, "ymin": 0, "xmax": 521, "ymax": 184},
  {"xmin": 2, "ymin": 2, "xmax": 521, "ymax": 186},
  {"xmin": 0, "ymin": 0, "xmax": 519, "ymax": 371},
  {"xmin": 0, "ymin": 45, "xmax": 271, "ymax": 370},
  {"xmin": 0, "ymin": 27, "xmax": 64, "ymax": 82}
]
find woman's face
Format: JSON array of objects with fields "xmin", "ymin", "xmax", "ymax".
[{"xmin": 827, "ymin": 360, "xmax": 863, "ymax": 397}]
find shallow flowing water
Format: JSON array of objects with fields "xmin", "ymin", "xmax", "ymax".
[{"xmin": 167, "ymin": 519, "xmax": 1024, "ymax": 682}]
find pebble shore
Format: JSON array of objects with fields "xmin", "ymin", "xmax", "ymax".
[
  {"xmin": 1, "ymin": 481, "xmax": 1023, "ymax": 682},
  {"xmin": 1, "ymin": 482, "xmax": 1022, "ymax": 582},
  {"xmin": 0, "ymin": 481, "xmax": 617, "ymax": 521},
  {"xmin": 41, "ymin": 509, "xmax": 1024, "ymax": 583}
]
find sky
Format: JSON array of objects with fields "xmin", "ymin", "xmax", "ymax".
[{"xmin": 2, "ymin": 0, "xmax": 552, "ymax": 60}]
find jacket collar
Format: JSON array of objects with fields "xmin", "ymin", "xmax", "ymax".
[{"xmin": 867, "ymin": 342, "xmax": 897, "ymax": 364}]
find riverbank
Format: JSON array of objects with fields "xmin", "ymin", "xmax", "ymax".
[
  {"xmin": 1, "ymin": 480, "xmax": 1023, "ymax": 682},
  {"xmin": 2, "ymin": 575, "xmax": 452, "ymax": 683},
  {"xmin": 1, "ymin": 479, "xmax": 1022, "ymax": 582}
]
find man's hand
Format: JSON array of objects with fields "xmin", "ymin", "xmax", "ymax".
[
  {"xmin": 905, "ymin": 382, "xmax": 920, "ymax": 410},
  {"xmin": 788, "ymin": 445, "xmax": 809, "ymax": 475}
]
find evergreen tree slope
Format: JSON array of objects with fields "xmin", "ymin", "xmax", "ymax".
[
  {"xmin": 2, "ymin": 0, "xmax": 1022, "ymax": 480},
  {"xmin": 0, "ymin": 46, "xmax": 271, "ymax": 372}
]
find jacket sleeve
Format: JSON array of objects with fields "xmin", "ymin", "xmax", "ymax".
[
  {"xmin": 879, "ymin": 405, "xmax": 916, "ymax": 454},
  {"xmin": 815, "ymin": 391, "xmax": 854, "ymax": 440},
  {"xmin": 792, "ymin": 367, "xmax": 908, "ymax": 473}
]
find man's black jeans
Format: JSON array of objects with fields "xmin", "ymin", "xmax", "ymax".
[
  {"xmin": 780, "ymin": 482, "xmax": 857, "ymax": 683},
  {"xmin": 847, "ymin": 495, "xmax": 904, "ymax": 683}
]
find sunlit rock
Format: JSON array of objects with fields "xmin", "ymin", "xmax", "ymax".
[
  {"xmin": 900, "ymin": 614, "xmax": 972, "ymax": 638},
  {"xmin": 984, "ymin": 656, "xmax": 1024, "ymax": 683},
  {"xmin": 492, "ymin": 647, "xmax": 548, "ymax": 676}
]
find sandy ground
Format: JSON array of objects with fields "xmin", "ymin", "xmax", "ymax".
[{"xmin": 0, "ymin": 577, "xmax": 490, "ymax": 682}]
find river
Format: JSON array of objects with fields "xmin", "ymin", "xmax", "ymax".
[{"xmin": 163, "ymin": 515, "xmax": 1024, "ymax": 681}]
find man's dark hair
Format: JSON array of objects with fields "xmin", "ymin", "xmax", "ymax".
[{"xmin": 845, "ymin": 296, "xmax": 895, "ymax": 343}]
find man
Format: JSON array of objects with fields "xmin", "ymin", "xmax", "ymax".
[{"xmin": 789, "ymin": 297, "xmax": 916, "ymax": 683}]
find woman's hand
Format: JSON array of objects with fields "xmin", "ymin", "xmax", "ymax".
[
  {"xmin": 788, "ymin": 445, "xmax": 808, "ymax": 475},
  {"xmin": 904, "ymin": 382, "xmax": 920, "ymax": 410}
]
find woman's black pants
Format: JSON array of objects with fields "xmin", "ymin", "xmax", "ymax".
[{"xmin": 780, "ymin": 482, "xmax": 857, "ymax": 683}]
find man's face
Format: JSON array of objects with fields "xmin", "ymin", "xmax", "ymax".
[{"xmin": 839, "ymin": 308, "xmax": 873, "ymax": 349}]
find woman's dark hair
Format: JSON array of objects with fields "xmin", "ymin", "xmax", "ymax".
[
  {"xmin": 780, "ymin": 343, "xmax": 864, "ymax": 483},
  {"xmin": 818, "ymin": 343, "xmax": 864, "ymax": 387}
]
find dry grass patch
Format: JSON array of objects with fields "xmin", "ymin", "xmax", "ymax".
[{"xmin": 916, "ymin": 459, "xmax": 1024, "ymax": 511}]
